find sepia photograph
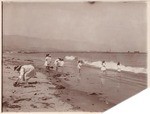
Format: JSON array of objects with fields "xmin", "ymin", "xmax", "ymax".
[{"xmin": 2, "ymin": 1, "xmax": 147, "ymax": 112}]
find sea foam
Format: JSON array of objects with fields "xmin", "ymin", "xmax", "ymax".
[
  {"xmin": 65, "ymin": 56, "xmax": 146, "ymax": 74},
  {"xmin": 65, "ymin": 56, "xmax": 75, "ymax": 60},
  {"xmin": 84, "ymin": 61, "xmax": 146, "ymax": 74}
]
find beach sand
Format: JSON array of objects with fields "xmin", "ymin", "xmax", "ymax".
[{"xmin": 2, "ymin": 53, "xmax": 147, "ymax": 112}]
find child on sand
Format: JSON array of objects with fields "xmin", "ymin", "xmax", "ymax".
[
  {"xmin": 54, "ymin": 58, "xmax": 64, "ymax": 72},
  {"xmin": 58, "ymin": 58, "xmax": 65, "ymax": 72},
  {"xmin": 44, "ymin": 54, "xmax": 52, "ymax": 71},
  {"xmin": 14, "ymin": 64, "xmax": 36, "ymax": 86},
  {"xmin": 54, "ymin": 58, "xmax": 60, "ymax": 71}
]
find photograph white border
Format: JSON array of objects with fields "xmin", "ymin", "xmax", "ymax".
[{"xmin": 0, "ymin": 0, "xmax": 149, "ymax": 114}]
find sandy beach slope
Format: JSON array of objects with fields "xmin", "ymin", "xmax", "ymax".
[{"xmin": 2, "ymin": 53, "xmax": 147, "ymax": 112}]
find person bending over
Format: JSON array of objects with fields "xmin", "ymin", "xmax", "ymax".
[{"xmin": 14, "ymin": 64, "xmax": 36, "ymax": 86}]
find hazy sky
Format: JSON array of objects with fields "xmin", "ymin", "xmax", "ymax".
[{"xmin": 3, "ymin": 2, "xmax": 147, "ymax": 52}]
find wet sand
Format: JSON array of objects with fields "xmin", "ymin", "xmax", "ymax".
[{"xmin": 2, "ymin": 53, "xmax": 147, "ymax": 112}]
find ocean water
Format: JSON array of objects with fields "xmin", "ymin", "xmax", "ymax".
[
  {"xmin": 4, "ymin": 52, "xmax": 147, "ymax": 74},
  {"xmin": 63, "ymin": 52, "xmax": 147, "ymax": 74},
  {"xmin": 64, "ymin": 52, "xmax": 147, "ymax": 67}
]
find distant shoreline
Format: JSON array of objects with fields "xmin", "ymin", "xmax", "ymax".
[{"xmin": 3, "ymin": 50, "xmax": 147, "ymax": 54}]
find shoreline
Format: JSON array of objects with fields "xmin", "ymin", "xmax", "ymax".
[
  {"xmin": 2, "ymin": 55, "xmax": 114, "ymax": 112},
  {"xmin": 2, "ymin": 53, "xmax": 147, "ymax": 112},
  {"xmin": 37, "ymin": 67, "xmax": 115, "ymax": 112},
  {"xmin": 3, "ymin": 50, "xmax": 147, "ymax": 54}
]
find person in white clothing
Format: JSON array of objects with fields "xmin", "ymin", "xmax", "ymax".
[
  {"xmin": 117, "ymin": 62, "xmax": 121, "ymax": 72},
  {"xmin": 101, "ymin": 61, "xmax": 106, "ymax": 73},
  {"xmin": 14, "ymin": 64, "xmax": 36, "ymax": 86},
  {"xmin": 54, "ymin": 58, "xmax": 64, "ymax": 72},
  {"xmin": 58, "ymin": 58, "xmax": 64, "ymax": 72},
  {"xmin": 44, "ymin": 54, "xmax": 52, "ymax": 71},
  {"xmin": 54, "ymin": 58, "xmax": 61, "ymax": 71},
  {"xmin": 100, "ymin": 61, "xmax": 106, "ymax": 86},
  {"xmin": 59, "ymin": 59, "xmax": 64, "ymax": 67},
  {"xmin": 77, "ymin": 60, "xmax": 83, "ymax": 82},
  {"xmin": 77, "ymin": 60, "xmax": 82, "ymax": 73}
]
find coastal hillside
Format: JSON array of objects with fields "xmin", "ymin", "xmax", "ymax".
[
  {"xmin": 3, "ymin": 35, "xmax": 93, "ymax": 52},
  {"xmin": 3, "ymin": 35, "xmax": 59, "ymax": 52}
]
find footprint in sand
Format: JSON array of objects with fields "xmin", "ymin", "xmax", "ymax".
[
  {"xmin": 13, "ymin": 98, "xmax": 31, "ymax": 103},
  {"xmin": 41, "ymin": 102, "xmax": 55, "ymax": 108},
  {"xmin": 72, "ymin": 106, "xmax": 81, "ymax": 110},
  {"xmin": 34, "ymin": 93, "xmax": 37, "ymax": 95},
  {"xmin": 3, "ymin": 101, "xmax": 21, "ymax": 109},
  {"xmin": 99, "ymin": 96, "xmax": 109, "ymax": 104},
  {"xmin": 39, "ymin": 96, "xmax": 52, "ymax": 101},
  {"xmin": 66, "ymin": 98, "xmax": 71, "ymax": 101},
  {"xmin": 54, "ymin": 74, "xmax": 62, "ymax": 77},
  {"xmin": 56, "ymin": 85, "xmax": 66, "ymax": 89},
  {"xmin": 23, "ymin": 85, "xmax": 36, "ymax": 88},
  {"xmin": 65, "ymin": 73, "xmax": 70, "ymax": 76},
  {"xmin": 53, "ymin": 93, "xmax": 61, "ymax": 97},
  {"xmin": 8, "ymin": 104, "xmax": 21, "ymax": 109},
  {"xmin": 12, "ymin": 90, "xmax": 16, "ymax": 93},
  {"xmin": 30, "ymin": 104, "xmax": 38, "ymax": 108},
  {"xmin": 6, "ymin": 66, "xmax": 11, "ymax": 69},
  {"xmin": 89, "ymin": 93, "xmax": 98, "ymax": 95},
  {"xmin": 28, "ymin": 81, "xmax": 38, "ymax": 84},
  {"xmin": 64, "ymin": 78, "xmax": 69, "ymax": 81}
]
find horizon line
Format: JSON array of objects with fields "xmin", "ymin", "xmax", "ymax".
[{"xmin": 3, "ymin": 50, "xmax": 147, "ymax": 54}]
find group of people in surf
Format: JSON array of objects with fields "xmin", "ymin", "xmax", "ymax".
[
  {"xmin": 101, "ymin": 61, "xmax": 121, "ymax": 73},
  {"xmin": 13, "ymin": 53, "xmax": 122, "ymax": 86},
  {"xmin": 44, "ymin": 54, "xmax": 84, "ymax": 73},
  {"xmin": 44, "ymin": 54, "xmax": 65, "ymax": 72}
]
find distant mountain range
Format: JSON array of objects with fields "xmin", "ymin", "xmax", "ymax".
[
  {"xmin": 2, "ymin": 35, "xmax": 88, "ymax": 52},
  {"xmin": 3, "ymin": 35, "xmax": 57, "ymax": 52}
]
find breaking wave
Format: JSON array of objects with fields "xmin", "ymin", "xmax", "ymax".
[
  {"xmin": 84, "ymin": 61, "xmax": 146, "ymax": 74},
  {"xmin": 65, "ymin": 56, "xmax": 146, "ymax": 74},
  {"xmin": 65, "ymin": 56, "xmax": 75, "ymax": 60}
]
